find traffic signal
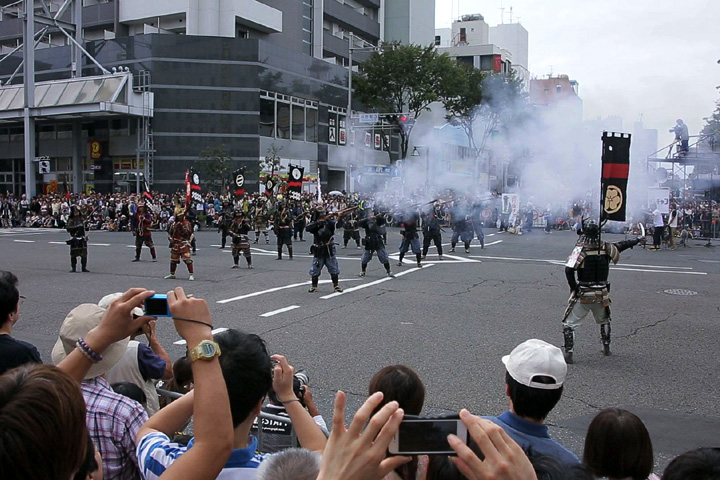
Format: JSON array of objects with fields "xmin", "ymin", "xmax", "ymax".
[{"xmin": 398, "ymin": 114, "xmax": 415, "ymax": 136}]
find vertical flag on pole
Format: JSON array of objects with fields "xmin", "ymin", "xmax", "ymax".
[
  {"xmin": 600, "ymin": 131, "xmax": 632, "ymax": 222},
  {"xmin": 232, "ymin": 167, "xmax": 246, "ymax": 199},
  {"xmin": 317, "ymin": 168, "xmax": 322, "ymax": 202},
  {"xmin": 143, "ymin": 178, "xmax": 153, "ymax": 202},
  {"xmin": 287, "ymin": 165, "xmax": 304, "ymax": 201}
]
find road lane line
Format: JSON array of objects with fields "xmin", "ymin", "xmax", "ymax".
[
  {"xmin": 440, "ymin": 254, "xmax": 480, "ymax": 263},
  {"xmin": 13, "ymin": 239, "xmax": 35, "ymax": 243},
  {"xmin": 611, "ymin": 267, "xmax": 706, "ymax": 275},
  {"xmin": 260, "ymin": 305, "xmax": 300, "ymax": 317},
  {"xmin": 320, "ymin": 264, "xmax": 435, "ymax": 299},
  {"xmin": 217, "ymin": 279, "xmax": 360, "ymax": 304}
]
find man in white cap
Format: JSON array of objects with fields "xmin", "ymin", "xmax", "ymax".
[
  {"xmin": 485, "ymin": 339, "xmax": 579, "ymax": 464},
  {"xmin": 53, "ymin": 303, "xmax": 149, "ymax": 480}
]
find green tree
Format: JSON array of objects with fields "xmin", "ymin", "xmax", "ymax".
[
  {"xmin": 701, "ymin": 97, "xmax": 720, "ymax": 148},
  {"xmin": 477, "ymin": 69, "xmax": 529, "ymax": 154},
  {"xmin": 442, "ymin": 64, "xmax": 487, "ymax": 155},
  {"xmin": 353, "ymin": 43, "xmax": 463, "ymax": 160},
  {"xmin": 198, "ymin": 145, "xmax": 233, "ymax": 193}
]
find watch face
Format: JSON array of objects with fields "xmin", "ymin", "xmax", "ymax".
[{"xmin": 201, "ymin": 342, "xmax": 216, "ymax": 356}]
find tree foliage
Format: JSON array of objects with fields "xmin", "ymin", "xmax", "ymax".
[
  {"xmin": 198, "ymin": 145, "xmax": 233, "ymax": 193},
  {"xmin": 701, "ymin": 97, "xmax": 720, "ymax": 149},
  {"xmin": 353, "ymin": 43, "xmax": 463, "ymax": 160},
  {"xmin": 442, "ymin": 64, "xmax": 487, "ymax": 154}
]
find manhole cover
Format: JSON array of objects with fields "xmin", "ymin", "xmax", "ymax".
[{"xmin": 664, "ymin": 289, "xmax": 698, "ymax": 296}]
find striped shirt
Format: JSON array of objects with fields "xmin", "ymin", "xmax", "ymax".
[
  {"xmin": 82, "ymin": 377, "xmax": 149, "ymax": 480},
  {"xmin": 137, "ymin": 432, "xmax": 268, "ymax": 479}
]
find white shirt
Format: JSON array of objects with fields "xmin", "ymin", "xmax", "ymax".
[
  {"xmin": 668, "ymin": 209, "xmax": 679, "ymax": 228},
  {"xmin": 652, "ymin": 209, "xmax": 664, "ymax": 227}
]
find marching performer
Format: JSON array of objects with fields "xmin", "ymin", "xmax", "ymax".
[
  {"xmin": 131, "ymin": 203, "xmax": 157, "ymax": 262},
  {"xmin": 421, "ymin": 203, "xmax": 444, "ymax": 260},
  {"xmin": 306, "ymin": 206, "xmax": 343, "ymax": 293},
  {"xmin": 561, "ymin": 220, "xmax": 645, "ymax": 363},
  {"xmin": 253, "ymin": 198, "xmax": 270, "ymax": 244},
  {"xmin": 358, "ymin": 210, "xmax": 393, "ymax": 277},
  {"xmin": 165, "ymin": 207, "xmax": 195, "ymax": 281},
  {"xmin": 66, "ymin": 206, "xmax": 89, "ymax": 273},
  {"xmin": 397, "ymin": 209, "xmax": 422, "ymax": 268},
  {"xmin": 218, "ymin": 201, "xmax": 234, "ymax": 249},
  {"xmin": 340, "ymin": 209, "xmax": 361, "ymax": 249},
  {"xmin": 229, "ymin": 211, "xmax": 253, "ymax": 269},
  {"xmin": 273, "ymin": 201, "xmax": 294, "ymax": 260}
]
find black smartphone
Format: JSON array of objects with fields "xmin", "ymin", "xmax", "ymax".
[
  {"xmin": 388, "ymin": 415, "xmax": 467, "ymax": 455},
  {"xmin": 144, "ymin": 294, "xmax": 171, "ymax": 317}
]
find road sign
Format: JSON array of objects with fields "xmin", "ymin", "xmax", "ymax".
[
  {"xmin": 359, "ymin": 113, "xmax": 379, "ymax": 124},
  {"xmin": 38, "ymin": 160, "xmax": 50, "ymax": 174}
]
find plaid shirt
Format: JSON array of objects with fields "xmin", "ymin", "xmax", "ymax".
[{"xmin": 82, "ymin": 377, "xmax": 149, "ymax": 480}]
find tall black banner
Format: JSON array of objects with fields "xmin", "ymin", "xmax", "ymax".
[
  {"xmin": 188, "ymin": 167, "xmax": 202, "ymax": 205},
  {"xmin": 232, "ymin": 167, "xmax": 246, "ymax": 199},
  {"xmin": 287, "ymin": 165, "xmax": 304, "ymax": 201},
  {"xmin": 600, "ymin": 132, "xmax": 631, "ymax": 222}
]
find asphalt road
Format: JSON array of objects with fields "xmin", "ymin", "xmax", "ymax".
[{"xmin": 2, "ymin": 225, "xmax": 718, "ymax": 471}]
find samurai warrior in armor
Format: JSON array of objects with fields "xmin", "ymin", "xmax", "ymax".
[
  {"xmin": 449, "ymin": 203, "xmax": 473, "ymax": 253},
  {"xmin": 561, "ymin": 220, "xmax": 645, "ymax": 364},
  {"xmin": 273, "ymin": 201, "xmax": 294, "ymax": 260},
  {"xmin": 358, "ymin": 211, "xmax": 393, "ymax": 278},
  {"xmin": 131, "ymin": 203, "xmax": 157, "ymax": 262},
  {"xmin": 229, "ymin": 210, "xmax": 253, "ymax": 269},
  {"xmin": 253, "ymin": 199, "xmax": 270, "ymax": 244},
  {"xmin": 306, "ymin": 206, "xmax": 343, "ymax": 293},
  {"xmin": 421, "ymin": 203, "xmax": 444, "ymax": 260},
  {"xmin": 397, "ymin": 209, "xmax": 422, "ymax": 268},
  {"xmin": 340, "ymin": 210, "xmax": 361, "ymax": 249},
  {"xmin": 66, "ymin": 206, "xmax": 89, "ymax": 273},
  {"xmin": 218, "ymin": 201, "xmax": 235, "ymax": 249},
  {"xmin": 165, "ymin": 208, "xmax": 195, "ymax": 281}
]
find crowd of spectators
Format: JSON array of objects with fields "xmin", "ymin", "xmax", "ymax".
[{"xmin": 2, "ymin": 269, "xmax": 720, "ymax": 480}]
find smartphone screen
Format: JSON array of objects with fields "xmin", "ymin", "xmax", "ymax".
[
  {"xmin": 390, "ymin": 418, "xmax": 465, "ymax": 455},
  {"xmin": 144, "ymin": 294, "xmax": 170, "ymax": 317}
]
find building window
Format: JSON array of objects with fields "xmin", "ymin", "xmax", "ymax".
[
  {"xmin": 556, "ymin": 84, "xmax": 562, "ymax": 93},
  {"xmin": 306, "ymin": 105, "xmax": 318, "ymax": 142},
  {"xmin": 434, "ymin": 35, "xmax": 441, "ymax": 46},
  {"xmin": 292, "ymin": 103, "xmax": 305, "ymax": 141},
  {"xmin": 260, "ymin": 97, "xmax": 275, "ymax": 137},
  {"xmin": 459, "ymin": 28, "xmax": 466, "ymax": 43},
  {"xmin": 277, "ymin": 101, "xmax": 291, "ymax": 139}
]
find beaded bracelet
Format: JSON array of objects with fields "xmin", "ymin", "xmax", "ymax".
[{"xmin": 76, "ymin": 337, "xmax": 103, "ymax": 363}]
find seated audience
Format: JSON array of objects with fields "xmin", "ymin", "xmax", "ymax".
[
  {"xmin": 0, "ymin": 271, "xmax": 41, "ymax": 376},
  {"xmin": 368, "ymin": 364, "xmax": 428, "ymax": 480},
  {"xmin": 137, "ymin": 335, "xmax": 327, "ymax": 478},
  {"xmin": 661, "ymin": 447, "xmax": 720, "ymax": 480},
  {"xmin": 485, "ymin": 339, "xmax": 579, "ymax": 464},
  {"xmin": 2, "ymin": 287, "xmax": 231, "ymax": 480},
  {"xmin": 583, "ymin": 408, "xmax": 659, "ymax": 480},
  {"xmin": 255, "ymin": 448, "xmax": 321, "ymax": 480},
  {"xmin": 102, "ymin": 292, "xmax": 173, "ymax": 416}
]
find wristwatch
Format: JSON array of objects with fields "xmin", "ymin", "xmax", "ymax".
[{"xmin": 189, "ymin": 339, "xmax": 221, "ymax": 362}]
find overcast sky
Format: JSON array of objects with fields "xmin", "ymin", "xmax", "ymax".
[{"xmin": 436, "ymin": 0, "xmax": 720, "ymax": 141}]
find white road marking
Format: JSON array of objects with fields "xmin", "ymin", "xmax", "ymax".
[
  {"xmin": 174, "ymin": 327, "xmax": 229, "ymax": 345},
  {"xmin": 484, "ymin": 240, "xmax": 503, "ymax": 247},
  {"xmin": 88, "ymin": 243, "xmax": 111, "ymax": 246},
  {"xmin": 612, "ymin": 267, "xmax": 706, "ymax": 275},
  {"xmin": 321, "ymin": 264, "xmax": 435, "ymax": 299},
  {"xmin": 469, "ymin": 254, "xmax": 707, "ymax": 276},
  {"xmin": 440, "ymin": 253, "xmax": 480, "ymax": 263},
  {"xmin": 48, "ymin": 241, "xmax": 66, "ymax": 244},
  {"xmin": 260, "ymin": 305, "xmax": 301, "ymax": 317},
  {"xmin": 216, "ymin": 278, "xmax": 360, "ymax": 304},
  {"xmin": 13, "ymin": 239, "xmax": 35, "ymax": 243}
]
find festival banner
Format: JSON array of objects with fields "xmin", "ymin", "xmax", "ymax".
[
  {"xmin": 185, "ymin": 167, "xmax": 202, "ymax": 207},
  {"xmin": 232, "ymin": 167, "xmax": 246, "ymax": 199},
  {"xmin": 287, "ymin": 165, "xmax": 304, "ymax": 201},
  {"xmin": 142, "ymin": 178, "xmax": 153, "ymax": 202},
  {"xmin": 600, "ymin": 132, "xmax": 632, "ymax": 221}
]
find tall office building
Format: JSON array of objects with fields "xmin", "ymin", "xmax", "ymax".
[
  {"xmin": 383, "ymin": 0, "xmax": 435, "ymax": 47},
  {"xmin": 0, "ymin": 0, "xmax": 397, "ymax": 195}
]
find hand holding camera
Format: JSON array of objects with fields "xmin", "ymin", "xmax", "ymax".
[
  {"xmin": 166, "ymin": 287, "xmax": 213, "ymax": 343},
  {"xmin": 270, "ymin": 354, "xmax": 296, "ymax": 403}
]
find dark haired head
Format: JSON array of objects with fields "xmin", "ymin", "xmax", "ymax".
[
  {"xmin": 215, "ymin": 329, "xmax": 272, "ymax": 427},
  {"xmin": 368, "ymin": 365, "xmax": 425, "ymax": 415},
  {"xmin": 0, "ymin": 270, "xmax": 19, "ymax": 286},
  {"xmin": 0, "ymin": 364, "xmax": 88, "ymax": 479},
  {"xmin": 0, "ymin": 277, "xmax": 20, "ymax": 325},
  {"xmin": 662, "ymin": 447, "xmax": 720, "ymax": 480},
  {"xmin": 583, "ymin": 408, "xmax": 653, "ymax": 480},
  {"xmin": 505, "ymin": 371, "xmax": 563, "ymax": 422},
  {"xmin": 73, "ymin": 431, "xmax": 100, "ymax": 480},
  {"xmin": 112, "ymin": 381, "xmax": 147, "ymax": 407}
]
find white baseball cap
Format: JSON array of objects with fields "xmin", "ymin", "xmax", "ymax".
[{"xmin": 502, "ymin": 339, "xmax": 567, "ymax": 390}]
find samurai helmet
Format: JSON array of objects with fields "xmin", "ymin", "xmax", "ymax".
[
  {"xmin": 174, "ymin": 206, "xmax": 186, "ymax": 218},
  {"xmin": 578, "ymin": 218, "xmax": 600, "ymax": 245}
]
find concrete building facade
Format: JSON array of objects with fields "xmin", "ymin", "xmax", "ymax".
[{"xmin": 0, "ymin": 0, "xmax": 412, "ymax": 196}]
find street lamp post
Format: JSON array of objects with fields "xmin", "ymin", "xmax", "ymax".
[{"xmin": 411, "ymin": 146, "xmax": 430, "ymax": 194}]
